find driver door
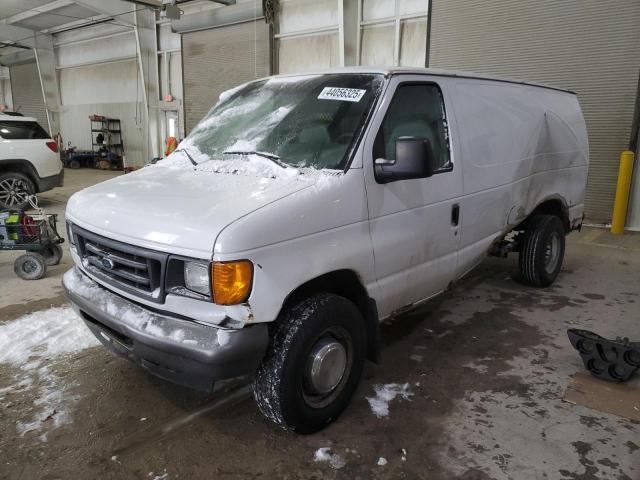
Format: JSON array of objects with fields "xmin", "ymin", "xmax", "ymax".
[{"xmin": 363, "ymin": 76, "xmax": 463, "ymax": 318}]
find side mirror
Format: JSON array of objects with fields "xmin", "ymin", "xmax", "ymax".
[{"xmin": 374, "ymin": 137, "xmax": 435, "ymax": 184}]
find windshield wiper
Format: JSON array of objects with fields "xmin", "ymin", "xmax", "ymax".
[
  {"xmin": 175, "ymin": 148, "xmax": 198, "ymax": 166},
  {"xmin": 222, "ymin": 150, "xmax": 290, "ymax": 169}
]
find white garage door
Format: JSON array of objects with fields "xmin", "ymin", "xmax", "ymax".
[
  {"xmin": 9, "ymin": 62, "xmax": 48, "ymax": 133},
  {"xmin": 182, "ymin": 20, "xmax": 270, "ymax": 133},
  {"xmin": 429, "ymin": 0, "xmax": 640, "ymax": 223}
]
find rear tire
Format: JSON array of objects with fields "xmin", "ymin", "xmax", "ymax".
[
  {"xmin": 518, "ymin": 214, "xmax": 565, "ymax": 287},
  {"xmin": 14, "ymin": 253, "xmax": 47, "ymax": 280},
  {"xmin": 253, "ymin": 293, "xmax": 366, "ymax": 434},
  {"xmin": 0, "ymin": 172, "xmax": 35, "ymax": 211},
  {"xmin": 42, "ymin": 244, "xmax": 63, "ymax": 266}
]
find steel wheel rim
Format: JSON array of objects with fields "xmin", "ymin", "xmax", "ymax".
[
  {"xmin": 22, "ymin": 259, "xmax": 38, "ymax": 275},
  {"xmin": 302, "ymin": 326, "xmax": 353, "ymax": 409},
  {"xmin": 0, "ymin": 177, "xmax": 30, "ymax": 207},
  {"xmin": 544, "ymin": 232, "xmax": 561, "ymax": 274}
]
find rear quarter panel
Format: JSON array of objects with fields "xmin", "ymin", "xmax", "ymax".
[{"xmin": 450, "ymin": 79, "xmax": 588, "ymax": 275}]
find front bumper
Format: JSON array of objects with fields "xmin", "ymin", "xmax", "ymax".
[{"xmin": 62, "ymin": 267, "xmax": 269, "ymax": 391}]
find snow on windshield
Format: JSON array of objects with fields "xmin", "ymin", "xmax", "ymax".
[{"xmin": 160, "ymin": 73, "xmax": 383, "ymax": 175}]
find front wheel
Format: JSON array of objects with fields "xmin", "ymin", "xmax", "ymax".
[
  {"xmin": 253, "ymin": 293, "xmax": 366, "ymax": 433},
  {"xmin": 518, "ymin": 214, "xmax": 566, "ymax": 287}
]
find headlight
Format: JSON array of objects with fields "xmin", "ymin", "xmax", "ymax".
[
  {"xmin": 211, "ymin": 260, "xmax": 253, "ymax": 305},
  {"xmin": 66, "ymin": 221, "xmax": 76, "ymax": 246},
  {"xmin": 184, "ymin": 262, "xmax": 210, "ymax": 295}
]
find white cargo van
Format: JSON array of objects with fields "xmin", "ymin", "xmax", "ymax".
[{"xmin": 63, "ymin": 68, "xmax": 588, "ymax": 433}]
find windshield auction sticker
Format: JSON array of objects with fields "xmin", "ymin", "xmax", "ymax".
[{"xmin": 318, "ymin": 87, "xmax": 366, "ymax": 102}]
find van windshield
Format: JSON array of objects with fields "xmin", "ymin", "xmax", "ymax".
[{"xmin": 180, "ymin": 73, "xmax": 383, "ymax": 170}]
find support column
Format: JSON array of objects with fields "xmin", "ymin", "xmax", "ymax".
[
  {"xmin": 340, "ymin": 0, "xmax": 360, "ymax": 66},
  {"xmin": 134, "ymin": 8, "xmax": 161, "ymax": 164},
  {"xmin": 33, "ymin": 34, "xmax": 62, "ymax": 136}
]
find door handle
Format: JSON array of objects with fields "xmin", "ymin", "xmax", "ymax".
[{"xmin": 451, "ymin": 204, "xmax": 460, "ymax": 226}]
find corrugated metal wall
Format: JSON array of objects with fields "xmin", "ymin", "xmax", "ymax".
[
  {"xmin": 182, "ymin": 21, "xmax": 270, "ymax": 133},
  {"xmin": 9, "ymin": 62, "xmax": 49, "ymax": 133},
  {"xmin": 429, "ymin": 0, "xmax": 640, "ymax": 223}
]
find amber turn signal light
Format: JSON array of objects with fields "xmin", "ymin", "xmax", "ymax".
[{"xmin": 211, "ymin": 260, "xmax": 253, "ymax": 305}]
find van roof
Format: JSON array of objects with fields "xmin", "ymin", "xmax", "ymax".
[
  {"xmin": 267, "ymin": 67, "xmax": 576, "ymax": 95},
  {"xmin": 0, "ymin": 113, "xmax": 38, "ymax": 122}
]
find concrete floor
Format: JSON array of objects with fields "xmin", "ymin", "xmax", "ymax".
[{"xmin": 0, "ymin": 169, "xmax": 638, "ymax": 480}]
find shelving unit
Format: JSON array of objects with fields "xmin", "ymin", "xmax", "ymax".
[{"xmin": 89, "ymin": 115, "xmax": 124, "ymax": 169}]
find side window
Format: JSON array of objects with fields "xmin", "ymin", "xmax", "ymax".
[
  {"xmin": 0, "ymin": 121, "xmax": 49, "ymax": 140},
  {"xmin": 374, "ymin": 83, "xmax": 451, "ymax": 172}
]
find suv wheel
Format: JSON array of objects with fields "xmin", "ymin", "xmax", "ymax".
[
  {"xmin": 253, "ymin": 293, "xmax": 366, "ymax": 433},
  {"xmin": 0, "ymin": 173, "xmax": 35, "ymax": 210},
  {"xmin": 519, "ymin": 214, "xmax": 566, "ymax": 287}
]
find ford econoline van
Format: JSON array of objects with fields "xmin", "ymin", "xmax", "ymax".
[{"xmin": 63, "ymin": 68, "xmax": 588, "ymax": 433}]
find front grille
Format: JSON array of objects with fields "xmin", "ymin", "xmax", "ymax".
[{"xmin": 72, "ymin": 225, "xmax": 168, "ymax": 302}]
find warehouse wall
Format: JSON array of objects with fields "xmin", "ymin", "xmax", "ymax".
[
  {"xmin": 276, "ymin": 0, "xmax": 340, "ymax": 73},
  {"xmin": 429, "ymin": 0, "xmax": 640, "ymax": 224},
  {"xmin": 275, "ymin": 0, "xmax": 428, "ymax": 73},
  {"xmin": 58, "ymin": 60, "xmax": 145, "ymax": 166},
  {"xmin": 52, "ymin": 21, "xmax": 184, "ymax": 166}
]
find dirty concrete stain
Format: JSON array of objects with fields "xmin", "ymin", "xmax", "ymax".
[{"xmin": 583, "ymin": 293, "xmax": 606, "ymax": 300}]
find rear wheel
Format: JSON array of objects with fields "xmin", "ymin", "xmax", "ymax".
[
  {"xmin": 253, "ymin": 293, "xmax": 366, "ymax": 433},
  {"xmin": 0, "ymin": 172, "xmax": 35, "ymax": 210},
  {"xmin": 41, "ymin": 244, "xmax": 63, "ymax": 266},
  {"xmin": 518, "ymin": 214, "xmax": 565, "ymax": 287},
  {"xmin": 14, "ymin": 253, "xmax": 47, "ymax": 280}
]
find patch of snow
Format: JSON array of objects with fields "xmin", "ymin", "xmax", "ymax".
[
  {"xmin": 216, "ymin": 329, "xmax": 232, "ymax": 347},
  {"xmin": 218, "ymin": 82, "xmax": 248, "ymax": 102},
  {"xmin": 0, "ymin": 306, "xmax": 98, "ymax": 365},
  {"xmin": 377, "ymin": 457, "xmax": 388, "ymax": 466},
  {"xmin": 0, "ymin": 306, "xmax": 99, "ymax": 439},
  {"xmin": 463, "ymin": 361, "xmax": 489, "ymax": 374},
  {"xmin": 266, "ymin": 74, "xmax": 321, "ymax": 85},
  {"xmin": 63, "ymin": 270, "xmax": 219, "ymax": 349},
  {"xmin": 314, "ymin": 447, "xmax": 346, "ymax": 469},
  {"xmin": 148, "ymin": 470, "xmax": 169, "ymax": 480},
  {"xmin": 366, "ymin": 383, "xmax": 413, "ymax": 418},
  {"xmin": 140, "ymin": 417, "xmax": 147, "ymax": 422}
]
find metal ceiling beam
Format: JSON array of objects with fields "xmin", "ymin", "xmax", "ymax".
[
  {"xmin": 42, "ymin": 14, "xmax": 113, "ymax": 34},
  {"xmin": 72, "ymin": 0, "xmax": 136, "ymax": 26},
  {"xmin": 0, "ymin": 23, "xmax": 38, "ymax": 48},
  {"xmin": 1, "ymin": 0, "xmax": 75, "ymax": 25},
  {"xmin": 0, "ymin": 49, "xmax": 36, "ymax": 66}
]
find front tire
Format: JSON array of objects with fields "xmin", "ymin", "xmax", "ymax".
[
  {"xmin": 519, "ymin": 214, "xmax": 566, "ymax": 287},
  {"xmin": 0, "ymin": 172, "xmax": 35, "ymax": 210},
  {"xmin": 253, "ymin": 293, "xmax": 366, "ymax": 434}
]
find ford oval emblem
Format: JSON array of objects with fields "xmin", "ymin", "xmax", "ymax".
[{"xmin": 101, "ymin": 257, "xmax": 115, "ymax": 270}]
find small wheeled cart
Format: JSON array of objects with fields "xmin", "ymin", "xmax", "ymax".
[{"xmin": 0, "ymin": 197, "xmax": 64, "ymax": 280}]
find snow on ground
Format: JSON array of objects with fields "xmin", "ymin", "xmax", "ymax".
[
  {"xmin": 313, "ymin": 448, "xmax": 346, "ymax": 469},
  {"xmin": 366, "ymin": 383, "xmax": 413, "ymax": 418},
  {"xmin": 0, "ymin": 306, "xmax": 99, "ymax": 440}
]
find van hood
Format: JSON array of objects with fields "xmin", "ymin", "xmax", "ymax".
[{"xmin": 66, "ymin": 162, "xmax": 315, "ymax": 257}]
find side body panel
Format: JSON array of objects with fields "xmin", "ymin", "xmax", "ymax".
[
  {"xmin": 451, "ymin": 80, "xmax": 589, "ymax": 277},
  {"xmin": 214, "ymin": 168, "xmax": 377, "ymax": 324},
  {"xmin": 361, "ymin": 75, "xmax": 464, "ymax": 319}
]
